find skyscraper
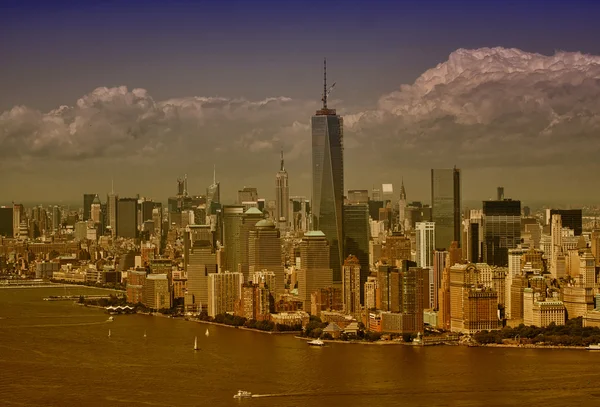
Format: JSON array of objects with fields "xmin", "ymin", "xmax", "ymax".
[
  {"xmin": 107, "ymin": 181, "xmax": 118, "ymax": 237},
  {"xmin": 206, "ymin": 166, "xmax": 220, "ymax": 217},
  {"xmin": 431, "ymin": 168, "xmax": 461, "ymax": 250},
  {"xmin": 398, "ymin": 179, "xmax": 407, "ymax": 232},
  {"xmin": 549, "ymin": 209, "xmax": 582, "ymax": 236},
  {"xmin": 482, "ymin": 200, "xmax": 521, "ymax": 267},
  {"xmin": 342, "ymin": 255, "xmax": 361, "ymax": 319},
  {"xmin": 275, "ymin": 151, "xmax": 290, "ymax": 231},
  {"xmin": 248, "ymin": 219, "xmax": 284, "ymax": 295},
  {"xmin": 343, "ymin": 203, "xmax": 370, "ymax": 303},
  {"xmin": 297, "ymin": 230, "xmax": 333, "ymax": 310},
  {"xmin": 416, "ymin": 221, "xmax": 435, "ymax": 269},
  {"xmin": 222, "ymin": 205, "xmax": 245, "ymax": 273},
  {"xmin": 0, "ymin": 207, "xmax": 13, "ymax": 237},
  {"xmin": 185, "ymin": 225, "xmax": 218, "ymax": 313},
  {"xmin": 238, "ymin": 208, "xmax": 265, "ymax": 279},
  {"xmin": 83, "ymin": 193, "xmax": 96, "ymax": 221},
  {"xmin": 312, "ymin": 59, "xmax": 344, "ymax": 283},
  {"xmin": 116, "ymin": 198, "xmax": 138, "ymax": 239}
]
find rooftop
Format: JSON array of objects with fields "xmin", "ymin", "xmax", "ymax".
[{"xmin": 304, "ymin": 230, "xmax": 325, "ymax": 238}]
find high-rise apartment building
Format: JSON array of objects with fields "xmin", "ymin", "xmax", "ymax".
[
  {"xmin": 297, "ymin": 231, "xmax": 333, "ymax": 310},
  {"xmin": 398, "ymin": 267, "xmax": 427, "ymax": 333},
  {"xmin": 116, "ymin": 198, "xmax": 138, "ymax": 239},
  {"xmin": 83, "ymin": 193, "xmax": 96, "ymax": 221},
  {"xmin": 482, "ymin": 200, "xmax": 521, "ymax": 267},
  {"xmin": 143, "ymin": 274, "xmax": 171, "ymax": 310},
  {"xmin": 207, "ymin": 271, "xmax": 243, "ymax": 317},
  {"xmin": 312, "ymin": 60, "xmax": 344, "ymax": 283},
  {"xmin": 416, "ymin": 222, "xmax": 435, "ymax": 269},
  {"xmin": 431, "ymin": 168, "xmax": 461, "ymax": 250},
  {"xmin": 248, "ymin": 219, "xmax": 284, "ymax": 295},
  {"xmin": 275, "ymin": 151, "xmax": 290, "ymax": 231},
  {"xmin": 342, "ymin": 255, "xmax": 361, "ymax": 319},
  {"xmin": 343, "ymin": 203, "xmax": 369, "ymax": 303}
]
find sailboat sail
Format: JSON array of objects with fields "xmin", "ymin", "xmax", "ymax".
[
  {"xmin": 194, "ymin": 336, "xmax": 198, "ymax": 350},
  {"xmin": 205, "ymin": 329, "xmax": 209, "ymax": 337}
]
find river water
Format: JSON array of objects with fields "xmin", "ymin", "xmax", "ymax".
[{"xmin": 1, "ymin": 287, "xmax": 599, "ymax": 407}]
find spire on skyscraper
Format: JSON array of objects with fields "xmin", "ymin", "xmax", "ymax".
[
  {"xmin": 280, "ymin": 150, "xmax": 285, "ymax": 172},
  {"xmin": 400, "ymin": 178, "xmax": 406, "ymax": 200},
  {"xmin": 213, "ymin": 164, "xmax": 216, "ymax": 185},
  {"xmin": 321, "ymin": 58, "xmax": 336, "ymax": 110}
]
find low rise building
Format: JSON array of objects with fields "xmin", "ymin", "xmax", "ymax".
[{"xmin": 270, "ymin": 311, "xmax": 309, "ymax": 328}]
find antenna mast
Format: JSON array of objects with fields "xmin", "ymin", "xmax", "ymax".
[{"xmin": 323, "ymin": 58, "xmax": 327, "ymax": 109}]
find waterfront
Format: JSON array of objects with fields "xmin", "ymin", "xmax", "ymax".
[{"xmin": 1, "ymin": 288, "xmax": 600, "ymax": 407}]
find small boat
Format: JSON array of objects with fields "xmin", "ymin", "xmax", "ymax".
[
  {"xmin": 205, "ymin": 329, "xmax": 209, "ymax": 337},
  {"xmin": 307, "ymin": 339, "xmax": 325, "ymax": 347},
  {"xmin": 108, "ymin": 329, "xmax": 111, "ymax": 338},
  {"xmin": 233, "ymin": 390, "xmax": 252, "ymax": 399},
  {"xmin": 586, "ymin": 343, "xmax": 600, "ymax": 350},
  {"xmin": 107, "ymin": 316, "xmax": 114, "ymax": 322},
  {"xmin": 143, "ymin": 330, "xmax": 147, "ymax": 338},
  {"xmin": 194, "ymin": 336, "xmax": 199, "ymax": 351}
]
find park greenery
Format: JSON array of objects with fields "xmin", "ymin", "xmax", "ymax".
[
  {"xmin": 474, "ymin": 317, "xmax": 600, "ymax": 346},
  {"xmin": 197, "ymin": 311, "xmax": 302, "ymax": 332}
]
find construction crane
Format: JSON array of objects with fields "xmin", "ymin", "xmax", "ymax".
[{"xmin": 321, "ymin": 58, "xmax": 336, "ymax": 109}]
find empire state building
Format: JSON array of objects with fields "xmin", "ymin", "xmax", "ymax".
[{"xmin": 311, "ymin": 59, "xmax": 344, "ymax": 283}]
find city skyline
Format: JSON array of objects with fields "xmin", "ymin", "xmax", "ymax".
[{"xmin": 2, "ymin": 1, "xmax": 600, "ymax": 204}]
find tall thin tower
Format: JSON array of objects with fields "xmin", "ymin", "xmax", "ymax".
[
  {"xmin": 312, "ymin": 58, "xmax": 344, "ymax": 283},
  {"xmin": 275, "ymin": 150, "xmax": 289, "ymax": 231}
]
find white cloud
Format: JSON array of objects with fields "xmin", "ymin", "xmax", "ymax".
[{"xmin": 2, "ymin": 47, "xmax": 600, "ymax": 201}]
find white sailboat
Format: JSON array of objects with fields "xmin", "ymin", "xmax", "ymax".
[
  {"xmin": 143, "ymin": 330, "xmax": 147, "ymax": 338},
  {"xmin": 194, "ymin": 336, "xmax": 199, "ymax": 351},
  {"xmin": 205, "ymin": 329, "xmax": 209, "ymax": 337},
  {"xmin": 108, "ymin": 329, "xmax": 111, "ymax": 338}
]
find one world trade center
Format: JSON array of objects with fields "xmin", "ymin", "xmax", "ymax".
[{"xmin": 312, "ymin": 59, "xmax": 344, "ymax": 283}]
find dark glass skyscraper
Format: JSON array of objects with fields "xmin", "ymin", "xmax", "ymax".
[
  {"xmin": 83, "ymin": 193, "xmax": 96, "ymax": 221},
  {"xmin": 312, "ymin": 59, "xmax": 344, "ymax": 283},
  {"xmin": 549, "ymin": 209, "xmax": 582, "ymax": 236},
  {"xmin": 431, "ymin": 168, "xmax": 461, "ymax": 250},
  {"xmin": 117, "ymin": 198, "xmax": 138, "ymax": 239},
  {"xmin": 482, "ymin": 200, "xmax": 521, "ymax": 267},
  {"xmin": 343, "ymin": 203, "xmax": 369, "ymax": 303}
]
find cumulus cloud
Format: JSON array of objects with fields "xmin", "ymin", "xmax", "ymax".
[
  {"xmin": 347, "ymin": 47, "xmax": 600, "ymax": 168},
  {"xmin": 2, "ymin": 47, "xmax": 600, "ymax": 201}
]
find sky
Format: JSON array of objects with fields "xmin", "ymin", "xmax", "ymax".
[{"xmin": 1, "ymin": 0, "xmax": 600, "ymax": 206}]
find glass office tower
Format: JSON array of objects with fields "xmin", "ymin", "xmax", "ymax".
[
  {"xmin": 482, "ymin": 200, "xmax": 521, "ymax": 267},
  {"xmin": 431, "ymin": 168, "xmax": 461, "ymax": 250},
  {"xmin": 312, "ymin": 60, "xmax": 344, "ymax": 283}
]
